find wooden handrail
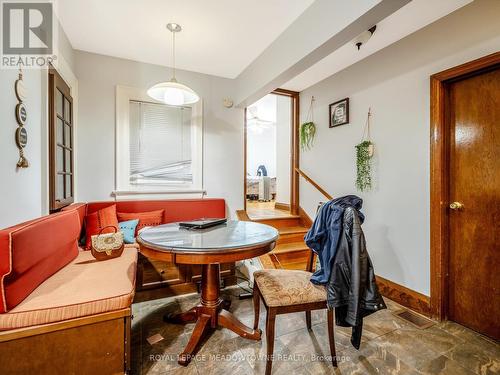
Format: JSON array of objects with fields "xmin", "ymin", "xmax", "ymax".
[{"xmin": 295, "ymin": 168, "xmax": 333, "ymax": 200}]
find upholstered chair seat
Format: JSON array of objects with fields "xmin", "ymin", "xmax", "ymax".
[
  {"xmin": 253, "ymin": 255, "xmax": 337, "ymax": 375},
  {"xmin": 253, "ymin": 269, "xmax": 326, "ymax": 307}
]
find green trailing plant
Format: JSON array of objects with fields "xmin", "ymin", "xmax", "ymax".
[
  {"xmin": 301, "ymin": 96, "xmax": 317, "ymax": 151},
  {"xmin": 355, "ymin": 140, "xmax": 373, "ymax": 192},
  {"xmin": 300, "ymin": 121, "xmax": 316, "ymax": 151},
  {"xmin": 355, "ymin": 108, "xmax": 375, "ymax": 192}
]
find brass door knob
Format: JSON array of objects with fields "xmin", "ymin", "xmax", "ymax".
[{"xmin": 449, "ymin": 202, "xmax": 464, "ymax": 210}]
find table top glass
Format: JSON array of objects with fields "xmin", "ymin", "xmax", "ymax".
[{"xmin": 137, "ymin": 220, "xmax": 279, "ymax": 252}]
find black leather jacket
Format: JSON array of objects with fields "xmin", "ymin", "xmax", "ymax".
[{"xmin": 327, "ymin": 206, "xmax": 386, "ymax": 349}]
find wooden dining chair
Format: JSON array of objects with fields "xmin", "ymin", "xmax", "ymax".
[{"xmin": 252, "ymin": 250, "xmax": 337, "ymax": 375}]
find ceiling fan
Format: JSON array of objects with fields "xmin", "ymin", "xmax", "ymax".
[{"xmin": 246, "ymin": 107, "xmax": 274, "ymax": 133}]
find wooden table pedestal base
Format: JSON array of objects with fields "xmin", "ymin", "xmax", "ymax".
[{"xmin": 165, "ymin": 263, "xmax": 262, "ymax": 366}]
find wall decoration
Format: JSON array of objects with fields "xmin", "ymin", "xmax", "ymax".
[
  {"xmin": 15, "ymin": 127, "xmax": 28, "ymax": 148},
  {"xmin": 329, "ymin": 97, "xmax": 349, "ymax": 127},
  {"xmin": 355, "ymin": 108, "xmax": 374, "ymax": 192},
  {"xmin": 15, "ymin": 76, "xmax": 27, "ymax": 101},
  {"xmin": 15, "ymin": 103, "xmax": 27, "ymax": 125},
  {"xmin": 300, "ymin": 96, "xmax": 316, "ymax": 151},
  {"xmin": 15, "ymin": 69, "xmax": 29, "ymax": 168},
  {"xmin": 222, "ymin": 98, "xmax": 233, "ymax": 108}
]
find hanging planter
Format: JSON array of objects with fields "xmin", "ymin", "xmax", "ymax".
[
  {"xmin": 355, "ymin": 108, "xmax": 374, "ymax": 192},
  {"xmin": 300, "ymin": 96, "xmax": 316, "ymax": 151},
  {"xmin": 300, "ymin": 121, "xmax": 316, "ymax": 151}
]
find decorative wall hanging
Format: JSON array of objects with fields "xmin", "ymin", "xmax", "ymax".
[
  {"xmin": 300, "ymin": 96, "xmax": 316, "ymax": 151},
  {"xmin": 329, "ymin": 97, "xmax": 349, "ymax": 127},
  {"xmin": 15, "ymin": 68, "xmax": 29, "ymax": 168},
  {"xmin": 355, "ymin": 108, "xmax": 374, "ymax": 192}
]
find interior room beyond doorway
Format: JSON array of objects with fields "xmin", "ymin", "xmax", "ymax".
[{"xmin": 245, "ymin": 93, "xmax": 293, "ymax": 220}]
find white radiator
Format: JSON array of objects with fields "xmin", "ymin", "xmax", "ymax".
[{"xmin": 259, "ymin": 176, "xmax": 272, "ymax": 201}]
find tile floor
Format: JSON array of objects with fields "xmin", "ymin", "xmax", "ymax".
[{"xmin": 131, "ymin": 286, "xmax": 499, "ymax": 375}]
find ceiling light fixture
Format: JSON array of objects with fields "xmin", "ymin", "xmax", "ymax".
[
  {"xmin": 147, "ymin": 23, "xmax": 200, "ymax": 106},
  {"xmin": 354, "ymin": 25, "xmax": 377, "ymax": 50}
]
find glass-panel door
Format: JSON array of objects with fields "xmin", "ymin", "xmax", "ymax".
[{"xmin": 49, "ymin": 68, "xmax": 74, "ymax": 211}]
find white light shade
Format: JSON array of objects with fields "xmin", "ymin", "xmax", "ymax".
[{"xmin": 147, "ymin": 80, "xmax": 200, "ymax": 106}]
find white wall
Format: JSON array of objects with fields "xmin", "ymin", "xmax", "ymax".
[
  {"xmin": 0, "ymin": 69, "xmax": 44, "ymax": 228},
  {"xmin": 0, "ymin": 18, "xmax": 76, "ymax": 229},
  {"xmin": 275, "ymin": 95, "xmax": 291, "ymax": 204},
  {"xmin": 247, "ymin": 94, "xmax": 277, "ymax": 178},
  {"xmin": 299, "ymin": 0, "xmax": 500, "ymax": 296},
  {"xmin": 74, "ymin": 51, "xmax": 244, "ymax": 217},
  {"xmin": 247, "ymin": 126, "xmax": 276, "ymax": 178}
]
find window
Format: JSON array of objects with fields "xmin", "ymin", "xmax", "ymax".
[
  {"xmin": 49, "ymin": 68, "xmax": 74, "ymax": 211},
  {"xmin": 129, "ymin": 101, "xmax": 192, "ymax": 185},
  {"xmin": 116, "ymin": 86, "xmax": 202, "ymax": 194}
]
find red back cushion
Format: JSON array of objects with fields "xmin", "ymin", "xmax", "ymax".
[
  {"xmin": 61, "ymin": 203, "xmax": 87, "ymax": 228},
  {"xmin": 0, "ymin": 210, "xmax": 80, "ymax": 313},
  {"xmin": 117, "ymin": 210, "xmax": 164, "ymax": 235},
  {"xmin": 84, "ymin": 204, "xmax": 119, "ymax": 250},
  {"xmin": 86, "ymin": 199, "xmax": 226, "ymax": 223}
]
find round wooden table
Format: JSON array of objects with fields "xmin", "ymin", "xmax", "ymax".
[{"xmin": 137, "ymin": 220, "xmax": 278, "ymax": 366}]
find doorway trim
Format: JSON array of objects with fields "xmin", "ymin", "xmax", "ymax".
[
  {"xmin": 429, "ymin": 51, "xmax": 500, "ymax": 320},
  {"xmin": 243, "ymin": 89, "xmax": 300, "ymax": 215}
]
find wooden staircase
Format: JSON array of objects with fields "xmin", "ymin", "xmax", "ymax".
[{"xmin": 236, "ymin": 210, "xmax": 311, "ymax": 270}]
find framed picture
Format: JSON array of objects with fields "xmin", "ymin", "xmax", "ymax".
[{"xmin": 329, "ymin": 98, "xmax": 349, "ymax": 127}]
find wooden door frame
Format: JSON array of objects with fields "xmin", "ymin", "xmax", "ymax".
[
  {"xmin": 429, "ymin": 51, "xmax": 500, "ymax": 320},
  {"xmin": 243, "ymin": 89, "xmax": 300, "ymax": 215}
]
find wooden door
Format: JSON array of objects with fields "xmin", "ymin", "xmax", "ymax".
[
  {"xmin": 49, "ymin": 68, "xmax": 74, "ymax": 211},
  {"xmin": 447, "ymin": 66, "xmax": 500, "ymax": 340}
]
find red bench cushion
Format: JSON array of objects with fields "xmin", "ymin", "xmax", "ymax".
[{"xmin": 0, "ymin": 211, "xmax": 80, "ymax": 313}]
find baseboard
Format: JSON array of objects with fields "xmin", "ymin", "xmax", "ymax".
[
  {"xmin": 376, "ymin": 275, "xmax": 431, "ymax": 317},
  {"xmin": 274, "ymin": 202, "xmax": 291, "ymax": 211},
  {"xmin": 298, "ymin": 206, "xmax": 313, "ymax": 227}
]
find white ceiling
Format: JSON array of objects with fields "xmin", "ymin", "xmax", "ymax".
[
  {"xmin": 282, "ymin": 0, "xmax": 472, "ymax": 91},
  {"xmin": 57, "ymin": 0, "xmax": 314, "ymax": 79}
]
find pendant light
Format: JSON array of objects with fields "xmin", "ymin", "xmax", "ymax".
[{"xmin": 147, "ymin": 23, "xmax": 200, "ymax": 106}]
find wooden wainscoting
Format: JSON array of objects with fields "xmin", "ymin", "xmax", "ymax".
[
  {"xmin": 0, "ymin": 309, "xmax": 131, "ymax": 374},
  {"xmin": 376, "ymin": 275, "xmax": 431, "ymax": 317}
]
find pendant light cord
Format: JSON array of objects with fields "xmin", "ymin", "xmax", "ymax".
[{"xmin": 172, "ymin": 30, "xmax": 176, "ymax": 81}]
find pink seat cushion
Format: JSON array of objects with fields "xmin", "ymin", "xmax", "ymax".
[{"xmin": 0, "ymin": 247, "xmax": 137, "ymax": 330}]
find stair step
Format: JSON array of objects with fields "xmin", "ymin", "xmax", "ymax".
[
  {"xmin": 268, "ymin": 249, "xmax": 310, "ymax": 269},
  {"xmin": 276, "ymin": 261, "xmax": 309, "ymax": 270},
  {"xmin": 255, "ymin": 217, "xmax": 303, "ymax": 229},
  {"xmin": 278, "ymin": 226, "xmax": 309, "ymax": 235},
  {"xmin": 272, "ymin": 241, "xmax": 309, "ymax": 254}
]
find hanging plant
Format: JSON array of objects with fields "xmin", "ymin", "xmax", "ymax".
[
  {"xmin": 300, "ymin": 121, "xmax": 316, "ymax": 151},
  {"xmin": 300, "ymin": 96, "xmax": 316, "ymax": 151},
  {"xmin": 355, "ymin": 140, "xmax": 373, "ymax": 191},
  {"xmin": 355, "ymin": 108, "xmax": 374, "ymax": 192}
]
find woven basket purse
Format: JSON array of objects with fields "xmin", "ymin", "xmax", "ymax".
[{"xmin": 91, "ymin": 225, "xmax": 124, "ymax": 261}]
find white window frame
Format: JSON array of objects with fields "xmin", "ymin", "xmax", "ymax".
[{"xmin": 114, "ymin": 85, "xmax": 203, "ymax": 198}]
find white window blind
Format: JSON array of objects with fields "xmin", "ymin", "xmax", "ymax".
[{"xmin": 129, "ymin": 101, "xmax": 192, "ymax": 185}]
